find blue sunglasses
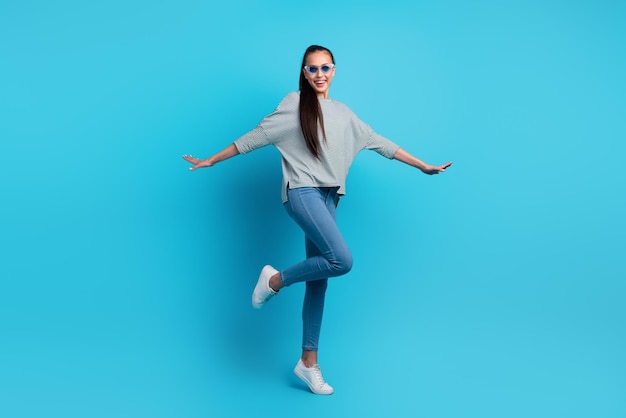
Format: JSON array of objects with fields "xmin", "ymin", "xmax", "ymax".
[{"xmin": 303, "ymin": 64, "xmax": 335, "ymax": 75}]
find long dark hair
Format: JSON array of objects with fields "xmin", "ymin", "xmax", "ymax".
[{"xmin": 299, "ymin": 45, "xmax": 335, "ymax": 159}]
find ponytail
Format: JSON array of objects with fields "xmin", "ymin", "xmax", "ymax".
[{"xmin": 298, "ymin": 45, "xmax": 335, "ymax": 159}]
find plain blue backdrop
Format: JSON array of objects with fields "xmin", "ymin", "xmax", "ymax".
[{"xmin": 1, "ymin": 0, "xmax": 624, "ymax": 417}]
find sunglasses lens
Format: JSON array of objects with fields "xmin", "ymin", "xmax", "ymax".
[
  {"xmin": 305, "ymin": 66, "xmax": 318, "ymax": 74},
  {"xmin": 321, "ymin": 65, "xmax": 332, "ymax": 73}
]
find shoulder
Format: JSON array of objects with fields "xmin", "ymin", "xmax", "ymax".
[
  {"xmin": 282, "ymin": 91, "xmax": 300, "ymax": 104},
  {"xmin": 274, "ymin": 91, "xmax": 300, "ymax": 111}
]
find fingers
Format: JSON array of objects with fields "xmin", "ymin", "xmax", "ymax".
[
  {"xmin": 183, "ymin": 155, "xmax": 203, "ymax": 167},
  {"xmin": 436, "ymin": 161, "xmax": 453, "ymax": 173},
  {"xmin": 189, "ymin": 162, "xmax": 204, "ymax": 171},
  {"xmin": 183, "ymin": 154, "xmax": 200, "ymax": 171},
  {"xmin": 182, "ymin": 154, "xmax": 198, "ymax": 163},
  {"xmin": 183, "ymin": 154, "xmax": 212, "ymax": 171},
  {"xmin": 428, "ymin": 162, "xmax": 452, "ymax": 175}
]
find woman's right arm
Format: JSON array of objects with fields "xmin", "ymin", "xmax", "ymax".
[
  {"xmin": 183, "ymin": 92, "xmax": 297, "ymax": 171},
  {"xmin": 182, "ymin": 143, "xmax": 240, "ymax": 171}
]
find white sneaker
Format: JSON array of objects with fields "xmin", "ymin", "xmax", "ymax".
[
  {"xmin": 252, "ymin": 265, "xmax": 278, "ymax": 309},
  {"xmin": 293, "ymin": 359, "xmax": 334, "ymax": 395}
]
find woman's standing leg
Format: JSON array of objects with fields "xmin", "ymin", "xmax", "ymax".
[
  {"xmin": 301, "ymin": 236, "xmax": 328, "ymax": 367},
  {"xmin": 299, "ymin": 186, "xmax": 341, "ymax": 367}
]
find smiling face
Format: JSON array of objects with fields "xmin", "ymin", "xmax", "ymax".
[{"xmin": 302, "ymin": 50, "xmax": 336, "ymax": 99}]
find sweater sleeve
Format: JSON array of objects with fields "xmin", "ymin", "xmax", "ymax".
[
  {"xmin": 233, "ymin": 92, "xmax": 300, "ymax": 154},
  {"xmin": 233, "ymin": 125, "xmax": 269, "ymax": 154},
  {"xmin": 351, "ymin": 113, "xmax": 400, "ymax": 159},
  {"xmin": 364, "ymin": 130, "xmax": 400, "ymax": 158}
]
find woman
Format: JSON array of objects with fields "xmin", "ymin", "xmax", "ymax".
[{"xmin": 183, "ymin": 45, "xmax": 452, "ymax": 395}]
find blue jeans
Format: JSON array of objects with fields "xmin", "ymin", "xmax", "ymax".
[{"xmin": 281, "ymin": 187, "xmax": 353, "ymax": 351}]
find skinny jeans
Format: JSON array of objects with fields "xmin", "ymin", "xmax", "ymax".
[{"xmin": 281, "ymin": 187, "xmax": 353, "ymax": 351}]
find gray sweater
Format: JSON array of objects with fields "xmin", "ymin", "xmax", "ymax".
[{"xmin": 234, "ymin": 92, "xmax": 400, "ymax": 203}]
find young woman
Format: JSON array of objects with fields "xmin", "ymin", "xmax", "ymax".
[{"xmin": 183, "ymin": 45, "xmax": 452, "ymax": 395}]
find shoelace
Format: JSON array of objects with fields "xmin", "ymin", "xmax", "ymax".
[{"xmin": 311, "ymin": 365, "xmax": 326, "ymax": 387}]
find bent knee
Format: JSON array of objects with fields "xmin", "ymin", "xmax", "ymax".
[{"xmin": 330, "ymin": 253, "xmax": 353, "ymax": 276}]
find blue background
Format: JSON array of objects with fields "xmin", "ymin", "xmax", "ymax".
[{"xmin": 1, "ymin": 0, "xmax": 624, "ymax": 417}]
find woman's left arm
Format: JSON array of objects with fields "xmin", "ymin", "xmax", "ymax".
[{"xmin": 393, "ymin": 148, "xmax": 452, "ymax": 175}]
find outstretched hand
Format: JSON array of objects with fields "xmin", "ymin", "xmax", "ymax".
[
  {"xmin": 182, "ymin": 154, "xmax": 212, "ymax": 171},
  {"xmin": 420, "ymin": 161, "xmax": 453, "ymax": 175},
  {"xmin": 392, "ymin": 148, "xmax": 452, "ymax": 175},
  {"xmin": 182, "ymin": 144, "xmax": 240, "ymax": 171}
]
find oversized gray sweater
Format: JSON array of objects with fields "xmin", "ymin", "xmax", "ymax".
[{"xmin": 234, "ymin": 92, "xmax": 400, "ymax": 203}]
